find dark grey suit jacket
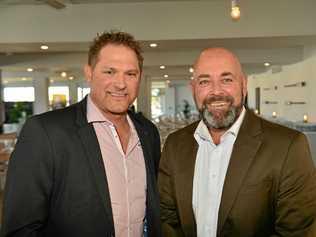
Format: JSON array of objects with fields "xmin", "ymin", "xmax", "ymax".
[
  {"xmin": 159, "ymin": 110, "xmax": 316, "ymax": 237},
  {"xmin": 1, "ymin": 97, "xmax": 161, "ymax": 237}
]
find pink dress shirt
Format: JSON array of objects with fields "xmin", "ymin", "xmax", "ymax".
[{"xmin": 87, "ymin": 96, "xmax": 147, "ymax": 237}]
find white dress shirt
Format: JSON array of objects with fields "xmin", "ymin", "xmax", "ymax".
[{"xmin": 192, "ymin": 107, "xmax": 246, "ymax": 237}]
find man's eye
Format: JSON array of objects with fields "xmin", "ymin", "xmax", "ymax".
[
  {"xmin": 222, "ymin": 78, "xmax": 233, "ymax": 83},
  {"xmin": 199, "ymin": 79, "xmax": 210, "ymax": 86},
  {"xmin": 127, "ymin": 72, "xmax": 137, "ymax": 77},
  {"xmin": 103, "ymin": 70, "xmax": 114, "ymax": 75}
]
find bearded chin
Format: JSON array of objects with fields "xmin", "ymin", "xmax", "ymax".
[{"xmin": 200, "ymin": 94, "xmax": 244, "ymax": 130}]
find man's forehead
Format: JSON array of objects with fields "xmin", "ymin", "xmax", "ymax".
[
  {"xmin": 195, "ymin": 54, "xmax": 243, "ymax": 77},
  {"xmin": 194, "ymin": 47, "xmax": 240, "ymax": 66}
]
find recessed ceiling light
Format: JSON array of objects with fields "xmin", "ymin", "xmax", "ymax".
[
  {"xmin": 50, "ymin": 79, "xmax": 54, "ymax": 83},
  {"xmin": 40, "ymin": 45, "xmax": 48, "ymax": 50},
  {"xmin": 61, "ymin": 72, "xmax": 67, "ymax": 77},
  {"xmin": 150, "ymin": 43, "xmax": 158, "ymax": 48},
  {"xmin": 22, "ymin": 77, "xmax": 27, "ymax": 81},
  {"xmin": 27, "ymin": 68, "xmax": 33, "ymax": 72},
  {"xmin": 160, "ymin": 65, "xmax": 165, "ymax": 69},
  {"xmin": 166, "ymin": 80, "xmax": 170, "ymax": 84},
  {"xmin": 3, "ymin": 80, "xmax": 8, "ymax": 84},
  {"xmin": 68, "ymin": 76, "xmax": 74, "ymax": 80},
  {"xmin": 190, "ymin": 76, "xmax": 194, "ymax": 80},
  {"xmin": 164, "ymin": 74, "xmax": 169, "ymax": 78},
  {"xmin": 264, "ymin": 62, "xmax": 270, "ymax": 67},
  {"xmin": 189, "ymin": 67, "xmax": 194, "ymax": 73}
]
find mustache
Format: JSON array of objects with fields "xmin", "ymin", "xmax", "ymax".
[{"xmin": 203, "ymin": 95, "xmax": 234, "ymax": 105}]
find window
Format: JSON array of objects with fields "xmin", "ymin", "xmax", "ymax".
[
  {"xmin": 151, "ymin": 81, "xmax": 166, "ymax": 119},
  {"xmin": 3, "ymin": 87, "xmax": 35, "ymax": 102},
  {"xmin": 49, "ymin": 86, "xmax": 70, "ymax": 109},
  {"xmin": 77, "ymin": 87, "xmax": 90, "ymax": 102}
]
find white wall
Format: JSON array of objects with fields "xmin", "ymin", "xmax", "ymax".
[
  {"xmin": 165, "ymin": 86, "xmax": 175, "ymax": 117},
  {"xmin": 174, "ymin": 83, "xmax": 195, "ymax": 114},
  {"xmin": 163, "ymin": 80, "xmax": 196, "ymax": 118},
  {"xmin": 248, "ymin": 45, "xmax": 316, "ymax": 122}
]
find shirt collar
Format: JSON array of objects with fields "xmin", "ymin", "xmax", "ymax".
[
  {"xmin": 86, "ymin": 95, "xmax": 138, "ymax": 138},
  {"xmin": 87, "ymin": 95, "xmax": 113, "ymax": 125},
  {"xmin": 194, "ymin": 106, "xmax": 246, "ymax": 144}
]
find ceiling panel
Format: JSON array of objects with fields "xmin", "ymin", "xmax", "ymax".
[{"xmin": 0, "ymin": 0, "xmax": 216, "ymax": 5}]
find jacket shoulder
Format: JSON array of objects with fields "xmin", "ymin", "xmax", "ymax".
[
  {"xmin": 166, "ymin": 121, "xmax": 199, "ymax": 142},
  {"xmin": 26, "ymin": 102, "xmax": 82, "ymax": 132},
  {"xmin": 129, "ymin": 111, "xmax": 158, "ymax": 132}
]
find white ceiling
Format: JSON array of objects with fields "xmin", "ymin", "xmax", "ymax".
[
  {"xmin": 0, "ymin": 0, "xmax": 215, "ymax": 4},
  {"xmin": 0, "ymin": 0, "xmax": 315, "ymax": 84}
]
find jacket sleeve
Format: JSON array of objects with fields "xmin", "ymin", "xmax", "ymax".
[
  {"xmin": 274, "ymin": 132, "xmax": 316, "ymax": 237},
  {"xmin": 158, "ymin": 135, "xmax": 185, "ymax": 237},
  {"xmin": 1, "ymin": 116, "xmax": 54, "ymax": 237},
  {"xmin": 151, "ymin": 124, "xmax": 161, "ymax": 178}
]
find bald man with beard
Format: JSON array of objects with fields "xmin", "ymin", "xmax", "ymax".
[{"xmin": 158, "ymin": 48, "xmax": 316, "ymax": 237}]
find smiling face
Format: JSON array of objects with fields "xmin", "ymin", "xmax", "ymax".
[
  {"xmin": 84, "ymin": 44, "xmax": 141, "ymax": 120},
  {"xmin": 191, "ymin": 48, "xmax": 247, "ymax": 130}
]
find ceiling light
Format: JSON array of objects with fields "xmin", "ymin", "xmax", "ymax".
[
  {"xmin": 3, "ymin": 80, "xmax": 8, "ymax": 84},
  {"xmin": 160, "ymin": 65, "xmax": 165, "ymax": 69},
  {"xmin": 189, "ymin": 67, "xmax": 194, "ymax": 73},
  {"xmin": 68, "ymin": 76, "xmax": 74, "ymax": 80},
  {"xmin": 190, "ymin": 76, "xmax": 194, "ymax": 80},
  {"xmin": 166, "ymin": 80, "xmax": 170, "ymax": 84},
  {"xmin": 50, "ymin": 79, "xmax": 54, "ymax": 83},
  {"xmin": 40, "ymin": 45, "xmax": 49, "ymax": 50},
  {"xmin": 22, "ymin": 77, "xmax": 27, "ymax": 81},
  {"xmin": 61, "ymin": 72, "xmax": 67, "ymax": 77},
  {"xmin": 27, "ymin": 68, "xmax": 33, "ymax": 72},
  {"xmin": 264, "ymin": 62, "xmax": 270, "ymax": 67},
  {"xmin": 231, "ymin": 0, "xmax": 241, "ymax": 21},
  {"xmin": 150, "ymin": 43, "xmax": 158, "ymax": 48},
  {"xmin": 164, "ymin": 74, "xmax": 169, "ymax": 78}
]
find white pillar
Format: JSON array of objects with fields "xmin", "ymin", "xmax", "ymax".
[
  {"xmin": 137, "ymin": 75, "xmax": 151, "ymax": 119},
  {"xmin": 0, "ymin": 69, "xmax": 5, "ymax": 126},
  {"xmin": 165, "ymin": 86, "xmax": 175, "ymax": 117},
  {"xmin": 68, "ymin": 81, "xmax": 78, "ymax": 105},
  {"xmin": 32, "ymin": 72, "xmax": 49, "ymax": 115}
]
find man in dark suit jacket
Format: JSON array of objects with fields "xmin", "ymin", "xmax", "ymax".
[
  {"xmin": 1, "ymin": 31, "xmax": 161, "ymax": 237},
  {"xmin": 158, "ymin": 48, "xmax": 316, "ymax": 237}
]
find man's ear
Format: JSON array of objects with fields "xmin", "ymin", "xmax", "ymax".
[{"xmin": 84, "ymin": 64, "xmax": 92, "ymax": 83}]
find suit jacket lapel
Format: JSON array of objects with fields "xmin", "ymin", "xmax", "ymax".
[
  {"xmin": 129, "ymin": 113, "xmax": 156, "ymax": 193},
  {"xmin": 132, "ymin": 119, "xmax": 154, "ymax": 177},
  {"xmin": 177, "ymin": 123, "xmax": 199, "ymax": 235},
  {"xmin": 75, "ymin": 98, "xmax": 114, "ymax": 231},
  {"xmin": 217, "ymin": 111, "xmax": 263, "ymax": 234}
]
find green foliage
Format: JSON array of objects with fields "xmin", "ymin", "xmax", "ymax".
[{"xmin": 7, "ymin": 102, "xmax": 29, "ymax": 123}]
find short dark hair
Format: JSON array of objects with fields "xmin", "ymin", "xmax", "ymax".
[{"xmin": 88, "ymin": 30, "xmax": 143, "ymax": 71}]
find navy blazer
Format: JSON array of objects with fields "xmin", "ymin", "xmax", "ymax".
[{"xmin": 1, "ymin": 97, "xmax": 161, "ymax": 237}]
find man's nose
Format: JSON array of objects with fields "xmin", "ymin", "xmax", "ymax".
[
  {"xmin": 114, "ymin": 74, "xmax": 127, "ymax": 89},
  {"xmin": 211, "ymin": 81, "xmax": 223, "ymax": 94}
]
